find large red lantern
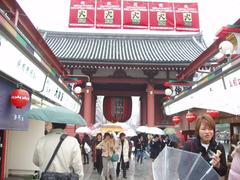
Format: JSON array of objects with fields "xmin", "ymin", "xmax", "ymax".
[
  {"xmin": 206, "ymin": 110, "xmax": 219, "ymax": 118},
  {"xmin": 103, "ymin": 96, "xmax": 132, "ymax": 123},
  {"xmin": 186, "ymin": 112, "xmax": 197, "ymax": 123},
  {"xmin": 10, "ymin": 89, "xmax": 30, "ymax": 108},
  {"xmin": 172, "ymin": 116, "xmax": 181, "ymax": 124}
]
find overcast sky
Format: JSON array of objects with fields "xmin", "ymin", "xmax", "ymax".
[{"xmin": 16, "ymin": 0, "xmax": 239, "ymax": 45}]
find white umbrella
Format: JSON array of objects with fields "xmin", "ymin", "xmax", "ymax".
[
  {"xmin": 124, "ymin": 128, "xmax": 137, "ymax": 137},
  {"xmin": 75, "ymin": 126, "xmax": 92, "ymax": 134},
  {"xmin": 136, "ymin": 126, "xmax": 149, "ymax": 133},
  {"xmin": 146, "ymin": 127, "xmax": 165, "ymax": 135},
  {"xmin": 91, "ymin": 128, "xmax": 102, "ymax": 136}
]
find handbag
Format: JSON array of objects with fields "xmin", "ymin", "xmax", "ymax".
[
  {"xmin": 84, "ymin": 142, "xmax": 91, "ymax": 153},
  {"xmin": 110, "ymin": 153, "xmax": 119, "ymax": 162},
  {"xmin": 40, "ymin": 134, "xmax": 79, "ymax": 180}
]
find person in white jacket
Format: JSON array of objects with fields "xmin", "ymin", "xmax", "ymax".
[
  {"xmin": 33, "ymin": 123, "xmax": 84, "ymax": 180},
  {"xmin": 116, "ymin": 132, "xmax": 129, "ymax": 179}
]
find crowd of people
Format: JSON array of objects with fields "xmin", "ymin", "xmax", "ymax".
[{"xmin": 32, "ymin": 113, "xmax": 240, "ymax": 180}]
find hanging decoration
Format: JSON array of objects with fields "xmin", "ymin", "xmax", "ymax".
[
  {"xmin": 10, "ymin": 88, "xmax": 30, "ymax": 108},
  {"xmin": 172, "ymin": 116, "xmax": 181, "ymax": 124},
  {"xmin": 186, "ymin": 111, "xmax": 197, "ymax": 123},
  {"xmin": 103, "ymin": 96, "xmax": 132, "ymax": 123},
  {"xmin": 206, "ymin": 110, "xmax": 220, "ymax": 118}
]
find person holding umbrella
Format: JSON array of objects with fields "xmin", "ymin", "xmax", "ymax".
[{"xmin": 183, "ymin": 113, "xmax": 227, "ymax": 177}]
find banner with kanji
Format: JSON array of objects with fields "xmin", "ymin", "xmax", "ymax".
[
  {"xmin": 149, "ymin": 2, "xmax": 174, "ymax": 31},
  {"xmin": 123, "ymin": 1, "xmax": 148, "ymax": 29},
  {"xmin": 174, "ymin": 3, "xmax": 200, "ymax": 32},
  {"xmin": 69, "ymin": 0, "xmax": 95, "ymax": 28},
  {"xmin": 96, "ymin": 0, "xmax": 121, "ymax": 29}
]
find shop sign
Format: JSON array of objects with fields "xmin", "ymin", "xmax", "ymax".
[
  {"xmin": 0, "ymin": 78, "xmax": 30, "ymax": 130},
  {"xmin": 0, "ymin": 34, "xmax": 46, "ymax": 91},
  {"xmin": 40, "ymin": 77, "xmax": 81, "ymax": 113}
]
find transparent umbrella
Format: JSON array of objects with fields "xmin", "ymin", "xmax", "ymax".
[{"xmin": 152, "ymin": 146, "xmax": 220, "ymax": 180}]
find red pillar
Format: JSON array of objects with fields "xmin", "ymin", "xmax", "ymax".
[
  {"xmin": 140, "ymin": 96, "xmax": 147, "ymax": 126},
  {"xmin": 91, "ymin": 95, "xmax": 97, "ymax": 125},
  {"xmin": 147, "ymin": 84, "xmax": 155, "ymax": 127},
  {"xmin": 83, "ymin": 86, "xmax": 93, "ymax": 126}
]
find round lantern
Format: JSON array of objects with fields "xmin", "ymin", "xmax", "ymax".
[
  {"xmin": 10, "ymin": 89, "xmax": 30, "ymax": 108},
  {"xmin": 103, "ymin": 96, "xmax": 132, "ymax": 123},
  {"xmin": 206, "ymin": 110, "xmax": 219, "ymax": 118},
  {"xmin": 172, "ymin": 116, "xmax": 181, "ymax": 124},
  {"xmin": 186, "ymin": 112, "xmax": 197, "ymax": 123}
]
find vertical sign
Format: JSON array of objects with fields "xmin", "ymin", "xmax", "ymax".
[
  {"xmin": 123, "ymin": 1, "xmax": 148, "ymax": 29},
  {"xmin": 174, "ymin": 3, "xmax": 200, "ymax": 32},
  {"xmin": 69, "ymin": 0, "xmax": 95, "ymax": 28},
  {"xmin": 149, "ymin": 2, "xmax": 174, "ymax": 31},
  {"xmin": 96, "ymin": 0, "xmax": 121, "ymax": 29},
  {"xmin": 0, "ymin": 78, "xmax": 30, "ymax": 130}
]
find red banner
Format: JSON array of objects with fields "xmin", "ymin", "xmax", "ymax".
[
  {"xmin": 174, "ymin": 3, "xmax": 200, "ymax": 32},
  {"xmin": 96, "ymin": 0, "xmax": 121, "ymax": 29},
  {"xmin": 123, "ymin": 1, "xmax": 148, "ymax": 29},
  {"xmin": 149, "ymin": 2, "xmax": 174, "ymax": 31},
  {"xmin": 69, "ymin": 0, "xmax": 95, "ymax": 28}
]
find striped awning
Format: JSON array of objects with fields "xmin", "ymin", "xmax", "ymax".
[{"xmin": 41, "ymin": 31, "xmax": 206, "ymax": 65}]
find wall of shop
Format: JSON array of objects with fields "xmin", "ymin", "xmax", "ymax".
[{"xmin": 6, "ymin": 120, "xmax": 44, "ymax": 175}]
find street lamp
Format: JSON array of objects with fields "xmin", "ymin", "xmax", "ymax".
[{"xmin": 219, "ymin": 40, "xmax": 234, "ymax": 62}]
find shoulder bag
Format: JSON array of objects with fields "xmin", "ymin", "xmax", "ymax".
[{"xmin": 40, "ymin": 134, "xmax": 79, "ymax": 180}]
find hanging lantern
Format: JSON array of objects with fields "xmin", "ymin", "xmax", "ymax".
[
  {"xmin": 10, "ymin": 88, "xmax": 30, "ymax": 108},
  {"xmin": 186, "ymin": 112, "xmax": 197, "ymax": 123},
  {"xmin": 172, "ymin": 116, "xmax": 181, "ymax": 124},
  {"xmin": 103, "ymin": 96, "xmax": 132, "ymax": 123},
  {"xmin": 206, "ymin": 110, "xmax": 219, "ymax": 118}
]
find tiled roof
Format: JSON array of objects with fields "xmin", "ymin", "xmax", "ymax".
[{"xmin": 41, "ymin": 31, "xmax": 206, "ymax": 65}]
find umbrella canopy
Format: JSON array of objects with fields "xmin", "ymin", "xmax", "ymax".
[
  {"xmin": 28, "ymin": 106, "xmax": 86, "ymax": 126},
  {"xmin": 136, "ymin": 126, "xmax": 149, "ymax": 133},
  {"xmin": 146, "ymin": 127, "xmax": 165, "ymax": 135},
  {"xmin": 153, "ymin": 146, "xmax": 220, "ymax": 180},
  {"xmin": 75, "ymin": 126, "xmax": 92, "ymax": 134},
  {"xmin": 100, "ymin": 124, "xmax": 124, "ymax": 133},
  {"xmin": 164, "ymin": 128, "xmax": 176, "ymax": 135},
  {"xmin": 124, "ymin": 128, "xmax": 137, "ymax": 137}
]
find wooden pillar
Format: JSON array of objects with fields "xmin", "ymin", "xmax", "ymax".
[
  {"xmin": 140, "ymin": 96, "xmax": 147, "ymax": 126},
  {"xmin": 83, "ymin": 86, "xmax": 93, "ymax": 126},
  {"xmin": 91, "ymin": 95, "xmax": 97, "ymax": 125},
  {"xmin": 147, "ymin": 84, "xmax": 155, "ymax": 127}
]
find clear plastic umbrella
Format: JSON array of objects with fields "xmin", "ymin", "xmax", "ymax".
[
  {"xmin": 75, "ymin": 126, "xmax": 92, "ymax": 134},
  {"xmin": 146, "ymin": 127, "xmax": 165, "ymax": 135},
  {"xmin": 152, "ymin": 146, "xmax": 220, "ymax": 180}
]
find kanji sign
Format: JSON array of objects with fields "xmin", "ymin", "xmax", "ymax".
[
  {"xmin": 69, "ymin": 0, "xmax": 95, "ymax": 28},
  {"xmin": 174, "ymin": 3, "xmax": 200, "ymax": 32},
  {"xmin": 96, "ymin": 0, "xmax": 121, "ymax": 28},
  {"xmin": 149, "ymin": 2, "xmax": 174, "ymax": 31},
  {"xmin": 123, "ymin": 1, "xmax": 148, "ymax": 29}
]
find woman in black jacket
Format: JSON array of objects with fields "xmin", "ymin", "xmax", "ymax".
[{"xmin": 183, "ymin": 114, "xmax": 227, "ymax": 177}]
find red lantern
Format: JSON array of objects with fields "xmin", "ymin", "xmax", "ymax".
[
  {"xmin": 206, "ymin": 110, "xmax": 219, "ymax": 118},
  {"xmin": 186, "ymin": 112, "xmax": 197, "ymax": 123},
  {"xmin": 103, "ymin": 96, "xmax": 132, "ymax": 123},
  {"xmin": 10, "ymin": 89, "xmax": 30, "ymax": 108},
  {"xmin": 172, "ymin": 116, "xmax": 181, "ymax": 124}
]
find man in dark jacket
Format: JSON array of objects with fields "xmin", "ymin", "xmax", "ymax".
[{"xmin": 150, "ymin": 135, "xmax": 165, "ymax": 160}]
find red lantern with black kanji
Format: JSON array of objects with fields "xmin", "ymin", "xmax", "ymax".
[
  {"xmin": 172, "ymin": 116, "xmax": 181, "ymax": 124},
  {"xmin": 10, "ymin": 89, "xmax": 30, "ymax": 108},
  {"xmin": 186, "ymin": 112, "xmax": 197, "ymax": 123},
  {"xmin": 206, "ymin": 110, "xmax": 219, "ymax": 118},
  {"xmin": 103, "ymin": 96, "xmax": 132, "ymax": 123}
]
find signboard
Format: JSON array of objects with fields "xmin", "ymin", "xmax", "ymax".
[
  {"xmin": 123, "ymin": 1, "xmax": 148, "ymax": 29},
  {"xmin": 149, "ymin": 2, "xmax": 174, "ymax": 31},
  {"xmin": 0, "ymin": 78, "xmax": 30, "ymax": 130},
  {"xmin": 69, "ymin": 0, "xmax": 95, "ymax": 28},
  {"xmin": 96, "ymin": 0, "xmax": 121, "ymax": 29},
  {"xmin": 40, "ymin": 77, "xmax": 81, "ymax": 113},
  {"xmin": 0, "ymin": 34, "xmax": 46, "ymax": 92},
  {"xmin": 174, "ymin": 3, "xmax": 200, "ymax": 32}
]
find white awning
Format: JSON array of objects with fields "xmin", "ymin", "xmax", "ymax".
[{"xmin": 164, "ymin": 57, "xmax": 240, "ymax": 116}]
